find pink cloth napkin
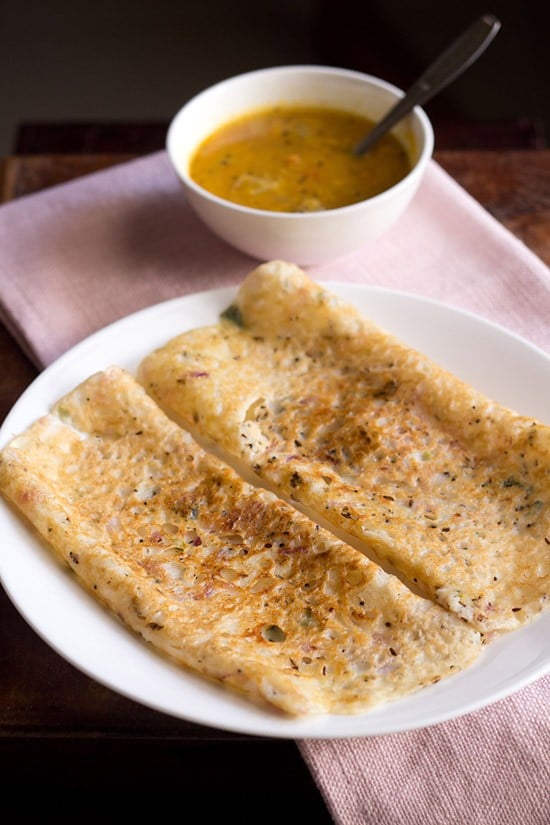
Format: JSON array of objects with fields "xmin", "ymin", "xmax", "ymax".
[{"xmin": 1, "ymin": 150, "xmax": 549, "ymax": 823}]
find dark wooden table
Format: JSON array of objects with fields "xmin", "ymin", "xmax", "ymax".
[{"xmin": 1, "ymin": 147, "xmax": 549, "ymax": 819}]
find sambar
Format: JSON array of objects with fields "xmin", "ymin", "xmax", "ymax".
[{"xmin": 189, "ymin": 105, "xmax": 412, "ymax": 213}]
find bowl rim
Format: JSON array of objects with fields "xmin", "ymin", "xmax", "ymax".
[{"xmin": 166, "ymin": 63, "xmax": 434, "ymax": 221}]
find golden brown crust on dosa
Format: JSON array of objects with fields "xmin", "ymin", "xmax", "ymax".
[
  {"xmin": 0, "ymin": 366, "xmax": 481, "ymax": 716},
  {"xmin": 139, "ymin": 261, "xmax": 550, "ymax": 634}
]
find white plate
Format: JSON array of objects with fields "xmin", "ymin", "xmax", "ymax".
[{"xmin": 1, "ymin": 283, "xmax": 549, "ymax": 740}]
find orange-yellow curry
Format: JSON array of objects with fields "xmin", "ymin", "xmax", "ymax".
[{"xmin": 189, "ymin": 105, "xmax": 412, "ymax": 213}]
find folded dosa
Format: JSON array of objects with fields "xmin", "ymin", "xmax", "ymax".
[
  {"xmin": 139, "ymin": 261, "xmax": 550, "ymax": 634},
  {"xmin": 0, "ymin": 366, "xmax": 481, "ymax": 716}
]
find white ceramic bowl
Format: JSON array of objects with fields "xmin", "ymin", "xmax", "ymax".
[{"xmin": 166, "ymin": 65, "xmax": 434, "ymax": 265}]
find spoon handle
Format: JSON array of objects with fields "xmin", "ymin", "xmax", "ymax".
[{"xmin": 354, "ymin": 13, "xmax": 501, "ymax": 156}]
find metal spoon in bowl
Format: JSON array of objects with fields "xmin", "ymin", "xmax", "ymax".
[{"xmin": 353, "ymin": 13, "xmax": 501, "ymax": 156}]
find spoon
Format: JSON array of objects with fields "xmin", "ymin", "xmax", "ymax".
[{"xmin": 353, "ymin": 13, "xmax": 501, "ymax": 156}]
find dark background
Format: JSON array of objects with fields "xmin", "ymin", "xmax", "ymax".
[{"xmin": 0, "ymin": 0, "xmax": 548, "ymax": 155}]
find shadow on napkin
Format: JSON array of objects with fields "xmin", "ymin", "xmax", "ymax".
[{"xmin": 0, "ymin": 151, "xmax": 255, "ymax": 367}]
